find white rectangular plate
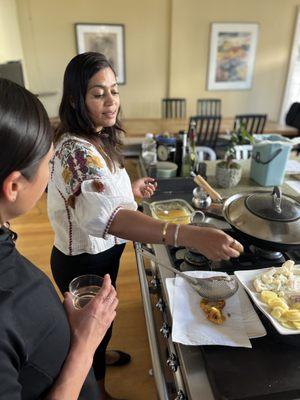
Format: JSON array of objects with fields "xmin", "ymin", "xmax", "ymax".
[{"xmin": 235, "ymin": 266, "xmax": 300, "ymax": 335}]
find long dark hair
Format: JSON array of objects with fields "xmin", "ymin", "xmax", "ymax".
[
  {"xmin": 55, "ymin": 52, "xmax": 124, "ymax": 170},
  {"xmin": 0, "ymin": 78, "xmax": 53, "ymax": 190}
]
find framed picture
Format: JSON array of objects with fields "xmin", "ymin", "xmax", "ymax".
[
  {"xmin": 207, "ymin": 23, "xmax": 259, "ymax": 90},
  {"xmin": 75, "ymin": 23, "xmax": 126, "ymax": 84}
]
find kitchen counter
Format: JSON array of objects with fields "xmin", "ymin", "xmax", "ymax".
[
  {"xmin": 135, "ymin": 160, "xmax": 300, "ymax": 400},
  {"xmin": 140, "ymin": 155, "xmax": 300, "ymax": 200}
]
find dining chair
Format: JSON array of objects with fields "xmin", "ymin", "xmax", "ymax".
[
  {"xmin": 189, "ymin": 115, "xmax": 221, "ymax": 149},
  {"xmin": 233, "ymin": 114, "xmax": 267, "ymax": 135},
  {"xmin": 196, "ymin": 99, "xmax": 221, "ymax": 116},
  {"xmin": 162, "ymin": 98, "xmax": 186, "ymax": 118},
  {"xmin": 233, "ymin": 144, "xmax": 253, "ymax": 160},
  {"xmin": 195, "ymin": 146, "xmax": 217, "ymax": 161}
]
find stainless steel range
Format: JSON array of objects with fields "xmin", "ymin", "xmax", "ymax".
[{"xmin": 135, "ymin": 205, "xmax": 300, "ymax": 400}]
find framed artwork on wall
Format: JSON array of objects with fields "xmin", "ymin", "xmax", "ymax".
[
  {"xmin": 75, "ymin": 23, "xmax": 126, "ymax": 84},
  {"xmin": 207, "ymin": 23, "xmax": 259, "ymax": 90}
]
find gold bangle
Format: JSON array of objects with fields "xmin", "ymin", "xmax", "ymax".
[
  {"xmin": 162, "ymin": 222, "xmax": 169, "ymax": 244},
  {"xmin": 174, "ymin": 224, "xmax": 180, "ymax": 247}
]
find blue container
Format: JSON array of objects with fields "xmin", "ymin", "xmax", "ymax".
[{"xmin": 250, "ymin": 134, "xmax": 292, "ymax": 186}]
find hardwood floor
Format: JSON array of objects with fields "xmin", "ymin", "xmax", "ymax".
[{"xmin": 10, "ymin": 159, "xmax": 157, "ymax": 400}]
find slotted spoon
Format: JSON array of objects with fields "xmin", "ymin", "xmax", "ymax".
[{"xmin": 138, "ymin": 247, "xmax": 238, "ymax": 300}]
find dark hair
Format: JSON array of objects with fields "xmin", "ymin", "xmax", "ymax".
[
  {"xmin": 0, "ymin": 78, "xmax": 53, "ymax": 190},
  {"xmin": 55, "ymin": 52, "xmax": 124, "ymax": 170}
]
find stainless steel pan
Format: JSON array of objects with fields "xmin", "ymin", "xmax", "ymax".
[{"xmin": 194, "ymin": 174, "xmax": 300, "ymax": 251}]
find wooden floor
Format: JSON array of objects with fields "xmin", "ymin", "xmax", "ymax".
[{"xmin": 10, "ymin": 159, "xmax": 157, "ymax": 400}]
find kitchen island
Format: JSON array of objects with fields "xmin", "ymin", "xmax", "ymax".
[{"xmin": 135, "ymin": 160, "xmax": 300, "ymax": 400}]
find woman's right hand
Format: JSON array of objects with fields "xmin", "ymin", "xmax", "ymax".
[
  {"xmin": 63, "ymin": 274, "xmax": 118, "ymax": 355},
  {"xmin": 180, "ymin": 225, "xmax": 244, "ymax": 261}
]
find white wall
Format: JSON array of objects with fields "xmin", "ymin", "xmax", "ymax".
[
  {"xmin": 0, "ymin": 0, "xmax": 24, "ymax": 62},
  {"xmin": 2, "ymin": 0, "xmax": 300, "ymax": 122}
]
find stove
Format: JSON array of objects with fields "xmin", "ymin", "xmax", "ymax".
[
  {"xmin": 138, "ymin": 199, "xmax": 300, "ymax": 400},
  {"xmin": 165, "ymin": 229, "xmax": 300, "ymax": 400},
  {"xmin": 168, "ymin": 228, "xmax": 300, "ymax": 273}
]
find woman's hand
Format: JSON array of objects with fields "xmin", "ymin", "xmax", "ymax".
[
  {"xmin": 181, "ymin": 225, "xmax": 244, "ymax": 261},
  {"xmin": 45, "ymin": 275, "xmax": 117, "ymax": 400},
  {"xmin": 131, "ymin": 177, "xmax": 157, "ymax": 198},
  {"xmin": 63, "ymin": 274, "xmax": 118, "ymax": 354}
]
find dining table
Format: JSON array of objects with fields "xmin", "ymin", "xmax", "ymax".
[{"xmin": 122, "ymin": 117, "xmax": 299, "ymax": 139}]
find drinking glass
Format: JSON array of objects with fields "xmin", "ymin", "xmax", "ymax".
[{"xmin": 69, "ymin": 274, "xmax": 104, "ymax": 309}]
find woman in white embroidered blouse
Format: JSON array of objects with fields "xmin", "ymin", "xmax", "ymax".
[{"xmin": 47, "ymin": 52, "xmax": 243, "ymax": 400}]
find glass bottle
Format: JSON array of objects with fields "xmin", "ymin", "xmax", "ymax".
[
  {"xmin": 189, "ymin": 120, "xmax": 197, "ymax": 172},
  {"xmin": 181, "ymin": 132, "xmax": 191, "ymax": 177}
]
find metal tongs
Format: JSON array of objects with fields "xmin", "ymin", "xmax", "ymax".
[{"xmin": 138, "ymin": 246, "xmax": 238, "ymax": 301}]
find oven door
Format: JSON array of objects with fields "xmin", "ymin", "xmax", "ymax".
[
  {"xmin": 135, "ymin": 242, "xmax": 188, "ymax": 400},
  {"xmin": 135, "ymin": 241, "xmax": 215, "ymax": 400}
]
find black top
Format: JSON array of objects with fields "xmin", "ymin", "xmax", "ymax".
[{"xmin": 0, "ymin": 227, "xmax": 98, "ymax": 399}]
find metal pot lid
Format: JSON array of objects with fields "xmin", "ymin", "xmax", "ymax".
[
  {"xmin": 244, "ymin": 187, "xmax": 300, "ymax": 222},
  {"xmin": 223, "ymin": 188, "xmax": 300, "ymax": 246}
]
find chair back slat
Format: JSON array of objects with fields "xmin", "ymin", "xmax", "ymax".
[
  {"xmin": 162, "ymin": 98, "xmax": 186, "ymax": 118},
  {"xmin": 197, "ymin": 99, "xmax": 221, "ymax": 116},
  {"xmin": 189, "ymin": 115, "xmax": 221, "ymax": 149},
  {"xmin": 234, "ymin": 114, "xmax": 267, "ymax": 135}
]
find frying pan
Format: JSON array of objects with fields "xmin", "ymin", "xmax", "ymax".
[{"xmin": 193, "ymin": 174, "xmax": 300, "ymax": 252}]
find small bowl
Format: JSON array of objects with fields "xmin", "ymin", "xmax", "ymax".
[{"xmin": 156, "ymin": 161, "xmax": 178, "ymax": 178}]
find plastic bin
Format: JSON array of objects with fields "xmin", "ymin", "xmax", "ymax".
[{"xmin": 250, "ymin": 134, "xmax": 293, "ymax": 186}]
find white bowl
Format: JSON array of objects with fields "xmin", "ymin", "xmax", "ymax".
[{"xmin": 156, "ymin": 162, "xmax": 178, "ymax": 178}]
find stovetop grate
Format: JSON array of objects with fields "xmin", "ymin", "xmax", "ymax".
[{"xmin": 167, "ymin": 228, "xmax": 300, "ymax": 273}]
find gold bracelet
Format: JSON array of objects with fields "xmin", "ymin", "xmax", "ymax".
[
  {"xmin": 162, "ymin": 222, "xmax": 169, "ymax": 244},
  {"xmin": 174, "ymin": 224, "xmax": 180, "ymax": 247}
]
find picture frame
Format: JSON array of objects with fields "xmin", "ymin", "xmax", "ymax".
[
  {"xmin": 75, "ymin": 23, "xmax": 126, "ymax": 84},
  {"xmin": 207, "ymin": 23, "xmax": 259, "ymax": 90}
]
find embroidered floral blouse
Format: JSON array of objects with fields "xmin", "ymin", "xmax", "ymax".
[{"xmin": 47, "ymin": 134, "xmax": 137, "ymax": 256}]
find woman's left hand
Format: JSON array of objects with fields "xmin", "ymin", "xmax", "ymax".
[{"xmin": 132, "ymin": 177, "xmax": 157, "ymax": 198}]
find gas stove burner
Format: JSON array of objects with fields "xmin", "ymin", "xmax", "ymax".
[
  {"xmin": 184, "ymin": 249, "xmax": 211, "ymax": 268},
  {"xmin": 175, "ymin": 248, "xmax": 187, "ymax": 261},
  {"xmin": 250, "ymin": 245, "xmax": 284, "ymax": 261},
  {"xmin": 179, "ymin": 261, "xmax": 204, "ymax": 272}
]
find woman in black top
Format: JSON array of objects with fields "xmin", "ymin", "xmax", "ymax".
[{"xmin": 0, "ymin": 78, "xmax": 118, "ymax": 400}]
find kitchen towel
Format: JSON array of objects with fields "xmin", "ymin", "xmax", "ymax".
[{"xmin": 166, "ymin": 271, "xmax": 266, "ymax": 347}]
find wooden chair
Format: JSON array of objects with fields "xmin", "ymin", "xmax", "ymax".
[
  {"xmin": 189, "ymin": 115, "xmax": 221, "ymax": 149},
  {"xmin": 233, "ymin": 114, "xmax": 267, "ymax": 135},
  {"xmin": 162, "ymin": 98, "xmax": 186, "ymax": 118},
  {"xmin": 197, "ymin": 99, "xmax": 221, "ymax": 116}
]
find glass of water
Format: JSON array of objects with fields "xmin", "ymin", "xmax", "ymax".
[{"xmin": 69, "ymin": 274, "xmax": 104, "ymax": 309}]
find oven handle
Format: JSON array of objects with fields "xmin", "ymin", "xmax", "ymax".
[{"xmin": 134, "ymin": 242, "xmax": 169, "ymax": 400}]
